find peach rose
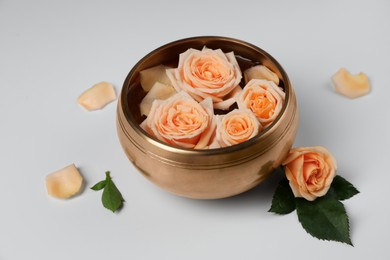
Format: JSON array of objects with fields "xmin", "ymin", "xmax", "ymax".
[
  {"xmin": 282, "ymin": 146, "xmax": 337, "ymax": 201},
  {"xmin": 140, "ymin": 91, "xmax": 216, "ymax": 149},
  {"xmin": 166, "ymin": 47, "xmax": 242, "ymax": 110},
  {"xmin": 211, "ymin": 109, "xmax": 262, "ymax": 148},
  {"xmin": 237, "ymin": 79, "xmax": 285, "ymax": 127}
]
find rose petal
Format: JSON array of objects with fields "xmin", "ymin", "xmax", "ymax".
[
  {"xmin": 244, "ymin": 64, "xmax": 280, "ymax": 85},
  {"xmin": 213, "ymin": 86, "xmax": 242, "ymax": 110}
]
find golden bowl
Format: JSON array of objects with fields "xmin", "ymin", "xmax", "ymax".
[{"xmin": 116, "ymin": 36, "xmax": 298, "ymax": 199}]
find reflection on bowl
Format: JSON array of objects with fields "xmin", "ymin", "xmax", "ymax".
[{"xmin": 116, "ymin": 36, "xmax": 298, "ymax": 199}]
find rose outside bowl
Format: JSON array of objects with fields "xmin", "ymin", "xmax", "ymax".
[{"xmin": 116, "ymin": 36, "xmax": 299, "ymax": 199}]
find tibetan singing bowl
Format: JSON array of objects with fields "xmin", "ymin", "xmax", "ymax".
[{"xmin": 116, "ymin": 36, "xmax": 298, "ymax": 199}]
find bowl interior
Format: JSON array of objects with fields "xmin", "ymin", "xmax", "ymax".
[{"xmin": 120, "ymin": 36, "xmax": 291, "ymax": 152}]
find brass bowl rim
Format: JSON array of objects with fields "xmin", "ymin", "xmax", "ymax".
[{"xmin": 120, "ymin": 35, "xmax": 292, "ymax": 156}]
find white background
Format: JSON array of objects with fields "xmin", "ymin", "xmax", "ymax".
[{"xmin": 1, "ymin": 0, "xmax": 390, "ymax": 259}]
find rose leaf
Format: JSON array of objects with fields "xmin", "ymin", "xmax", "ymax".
[
  {"xmin": 90, "ymin": 180, "xmax": 106, "ymax": 191},
  {"xmin": 269, "ymin": 178, "xmax": 296, "ymax": 214},
  {"xmin": 296, "ymin": 196, "xmax": 352, "ymax": 245},
  {"xmin": 91, "ymin": 171, "xmax": 125, "ymax": 213},
  {"xmin": 102, "ymin": 172, "xmax": 125, "ymax": 213},
  {"xmin": 327, "ymin": 175, "xmax": 359, "ymax": 201}
]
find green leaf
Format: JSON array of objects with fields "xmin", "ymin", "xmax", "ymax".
[
  {"xmin": 296, "ymin": 196, "xmax": 352, "ymax": 245},
  {"xmin": 269, "ymin": 178, "xmax": 296, "ymax": 214},
  {"xmin": 91, "ymin": 171, "xmax": 125, "ymax": 213},
  {"xmin": 90, "ymin": 180, "xmax": 106, "ymax": 191},
  {"xmin": 328, "ymin": 175, "xmax": 359, "ymax": 201},
  {"xmin": 102, "ymin": 172, "xmax": 125, "ymax": 213}
]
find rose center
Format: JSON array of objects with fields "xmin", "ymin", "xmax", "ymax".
[
  {"xmin": 161, "ymin": 104, "xmax": 208, "ymax": 136},
  {"xmin": 249, "ymin": 92, "xmax": 276, "ymax": 119},
  {"xmin": 174, "ymin": 112, "xmax": 200, "ymax": 128},
  {"xmin": 192, "ymin": 57, "xmax": 229, "ymax": 86},
  {"xmin": 226, "ymin": 116, "xmax": 252, "ymax": 139},
  {"xmin": 305, "ymin": 160, "xmax": 324, "ymax": 187}
]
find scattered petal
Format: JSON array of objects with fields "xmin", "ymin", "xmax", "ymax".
[
  {"xmin": 78, "ymin": 82, "xmax": 116, "ymax": 111},
  {"xmin": 331, "ymin": 68, "xmax": 370, "ymax": 99},
  {"xmin": 46, "ymin": 164, "xmax": 83, "ymax": 199}
]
